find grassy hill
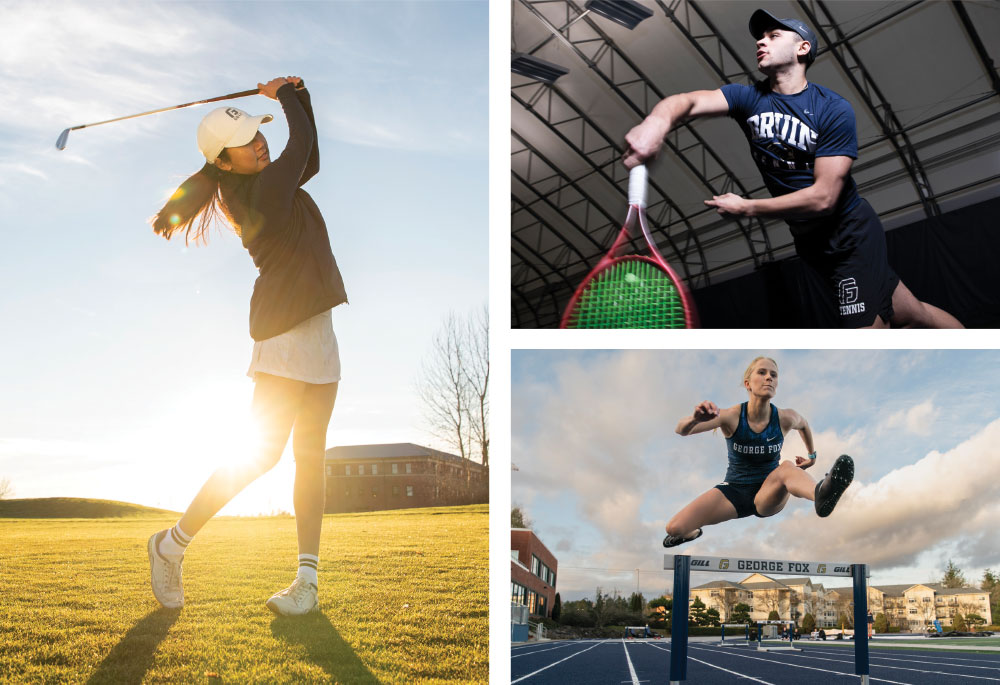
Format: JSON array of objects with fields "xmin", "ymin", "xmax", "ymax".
[
  {"xmin": 0, "ymin": 497, "xmax": 179, "ymax": 519},
  {"xmin": 0, "ymin": 503, "xmax": 488, "ymax": 683}
]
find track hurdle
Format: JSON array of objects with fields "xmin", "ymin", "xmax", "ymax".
[
  {"xmin": 665, "ymin": 554, "xmax": 871, "ymax": 684},
  {"xmin": 755, "ymin": 619, "xmax": 798, "ymax": 651},
  {"xmin": 717, "ymin": 623, "xmax": 750, "ymax": 646}
]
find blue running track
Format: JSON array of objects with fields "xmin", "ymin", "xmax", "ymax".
[{"xmin": 511, "ymin": 639, "xmax": 1000, "ymax": 684}]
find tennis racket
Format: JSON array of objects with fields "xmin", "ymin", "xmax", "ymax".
[{"xmin": 559, "ymin": 165, "xmax": 697, "ymax": 328}]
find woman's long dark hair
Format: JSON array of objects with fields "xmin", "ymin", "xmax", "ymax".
[{"xmin": 150, "ymin": 154, "xmax": 238, "ymax": 245}]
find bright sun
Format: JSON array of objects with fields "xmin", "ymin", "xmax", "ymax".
[{"xmin": 110, "ymin": 379, "xmax": 297, "ymax": 516}]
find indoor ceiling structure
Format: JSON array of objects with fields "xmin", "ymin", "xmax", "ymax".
[{"xmin": 511, "ymin": 0, "xmax": 1000, "ymax": 327}]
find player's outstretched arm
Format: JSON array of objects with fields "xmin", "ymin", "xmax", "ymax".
[
  {"xmin": 676, "ymin": 400, "xmax": 731, "ymax": 436},
  {"xmin": 781, "ymin": 408, "xmax": 817, "ymax": 469},
  {"xmin": 706, "ymin": 156, "xmax": 853, "ymax": 219},
  {"xmin": 624, "ymin": 89, "xmax": 729, "ymax": 169}
]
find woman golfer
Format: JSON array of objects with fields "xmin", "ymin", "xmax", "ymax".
[
  {"xmin": 146, "ymin": 76, "xmax": 347, "ymax": 615},
  {"xmin": 663, "ymin": 356, "xmax": 853, "ymax": 548}
]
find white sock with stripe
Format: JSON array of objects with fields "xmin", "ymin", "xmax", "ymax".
[
  {"xmin": 297, "ymin": 554, "xmax": 319, "ymax": 586},
  {"xmin": 158, "ymin": 523, "xmax": 192, "ymax": 559}
]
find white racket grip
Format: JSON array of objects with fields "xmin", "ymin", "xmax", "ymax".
[{"xmin": 628, "ymin": 165, "xmax": 648, "ymax": 207}]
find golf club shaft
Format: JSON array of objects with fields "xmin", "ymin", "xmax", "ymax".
[
  {"xmin": 56, "ymin": 81, "xmax": 305, "ymax": 149},
  {"xmin": 65, "ymin": 88, "xmax": 259, "ymax": 134}
]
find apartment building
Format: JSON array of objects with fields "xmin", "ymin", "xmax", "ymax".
[{"xmin": 692, "ymin": 573, "xmax": 992, "ymax": 629}]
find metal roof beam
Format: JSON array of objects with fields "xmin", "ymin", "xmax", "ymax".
[
  {"xmin": 511, "ymin": 192, "xmax": 593, "ymax": 292},
  {"xmin": 518, "ymin": 0, "xmax": 772, "ymax": 266},
  {"xmin": 653, "ymin": 0, "xmax": 757, "ymax": 83},
  {"xmin": 512, "ymin": 81, "xmax": 710, "ymax": 285},
  {"xmin": 951, "ymin": 0, "xmax": 1000, "ymax": 100}
]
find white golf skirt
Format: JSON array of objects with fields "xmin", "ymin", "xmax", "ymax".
[{"xmin": 246, "ymin": 309, "xmax": 341, "ymax": 384}]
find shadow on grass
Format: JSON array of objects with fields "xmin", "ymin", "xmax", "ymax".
[
  {"xmin": 85, "ymin": 607, "xmax": 180, "ymax": 685},
  {"xmin": 271, "ymin": 611, "xmax": 382, "ymax": 684}
]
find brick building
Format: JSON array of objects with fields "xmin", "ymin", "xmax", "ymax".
[
  {"xmin": 511, "ymin": 528, "xmax": 557, "ymax": 618},
  {"xmin": 324, "ymin": 443, "xmax": 488, "ymax": 513}
]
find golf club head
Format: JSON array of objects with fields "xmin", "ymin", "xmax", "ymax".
[{"xmin": 56, "ymin": 129, "xmax": 70, "ymax": 150}]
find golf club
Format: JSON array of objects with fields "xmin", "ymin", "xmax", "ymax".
[{"xmin": 55, "ymin": 81, "xmax": 305, "ymax": 150}]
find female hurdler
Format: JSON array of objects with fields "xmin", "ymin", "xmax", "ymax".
[
  {"xmin": 663, "ymin": 356, "xmax": 854, "ymax": 548},
  {"xmin": 145, "ymin": 76, "xmax": 348, "ymax": 615}
]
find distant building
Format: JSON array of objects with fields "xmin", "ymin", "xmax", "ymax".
[
  {"xmin": 511, "ymin": 528, "xmax": 557, "ymax": 618},
  {"xmin": 691, "ymin": 573, "xmax": 993, "ymax": 629},
  {"xmin": 851, "ymin": 583, "xmax": 994, "ymax": 631},
  {"xmin": 324, "ymin": 443, "xmax": 488, "ymax": 513}
]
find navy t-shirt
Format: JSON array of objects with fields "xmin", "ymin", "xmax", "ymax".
[{"xmin": 721, "ymin": 80, "xmax": 861, "ymax": 232}]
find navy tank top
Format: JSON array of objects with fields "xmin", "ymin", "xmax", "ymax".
[{"xmin": 724, "ymin": 402, "xmax": 784, "ymax": 484}]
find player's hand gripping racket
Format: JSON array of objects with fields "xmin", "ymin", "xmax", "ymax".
[{"xmin": 560, "ymin": 165, "xmax": 697, "ymax": 328}]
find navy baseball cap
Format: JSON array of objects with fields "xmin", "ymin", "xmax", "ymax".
[{"xmin": 750, "ymin": 8, "xmax": 817, "ymax": 65}]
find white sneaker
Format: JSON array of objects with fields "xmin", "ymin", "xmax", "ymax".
[
  {"xmin": 148, "ymin": 530, "xmax": 184, "ymax": 609},
  {"xmin": 266, "ymin": 577, "xmax": 319, "ymax": 616}
]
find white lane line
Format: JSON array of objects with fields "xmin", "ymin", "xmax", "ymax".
[
  {"xmin": 687, "ymin": 644, "xmax": 912, "ymax": 684},
  {"xmin": 753, "ymin": 648, "xmax": 1000, "ymax": 681},
  {"xmin": 804, "ymin": 647, "xmax": 1000, "ymax": 667},
  {"xmin": 511, "ymin": 639, "xmax": 610, "ymax": 683},
  {"xmin": 645, "ymin": 643, "xmax": 776, "ymax": 684},
  {"xmin": 806, "ymin": 648, "xmax": 1000, "ymax": 670},
  {"xmin": 512, "ymin": 643, "xmax": 575, "ymax": 658},
  {"xmin": 622, "ymin": 640, "xmax": 640, "ymax": 685}
]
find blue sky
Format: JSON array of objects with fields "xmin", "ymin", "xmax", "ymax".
[
  {"xmin": 0, "ymin": 0, "xmax": 487, "ymax": 515},
  {"xmin": 512, "ymin": 350, "xmax": 1000, "ymax": 601}
]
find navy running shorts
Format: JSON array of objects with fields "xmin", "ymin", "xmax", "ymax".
[
  {"xmin": 715, "ymin": 481, "xmax": 767, "ymax": 519},
  {"xmin": 792, "ymin": 199, "xmax": 899, "ymax": 327}
]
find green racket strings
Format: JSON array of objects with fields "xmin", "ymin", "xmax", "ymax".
[{"xmin": 566, "ymin": 260, "xmax": 685, "ymax": 328}]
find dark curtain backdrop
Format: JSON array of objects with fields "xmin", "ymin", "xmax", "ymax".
[{"xmin": 692, "ymin": 196, "xmax": 1000, "ymax": 328}]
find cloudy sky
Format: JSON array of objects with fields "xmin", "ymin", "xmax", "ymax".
[
  {"xmin": 512, "ymin": 349, "xmax": 1000, "ymax": 601},
  {"xmin": 0, "ymin": 1, "xmax": 487, "ymax": 515}
]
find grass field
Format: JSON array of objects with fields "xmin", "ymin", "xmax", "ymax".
[{"xmin": 0, "ymin": 502, "xmax": 487, "ymax": 684}]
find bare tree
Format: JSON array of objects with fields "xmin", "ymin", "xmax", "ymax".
[
  {"xmin": 801, "ymin": 592, "xmax": 822, "ymax": 623},
  {"xmin": 466, "ymin": 305, "xmax": 489, "ymax": 468},
  {"xmin": 417, "ymin": 306, "xmax": 489, "ymax": 468},
  {"xmin": 0, "ymin": 477, "xmax": 13, "ymax": 499},
  {"xmin": 720, "ymin": 589, "xmax": 739, "ymax": 622},
  {"xmin": 419, "ymin": 311, "xmax": 471, "ymax": 461},
  {"xmin": 757, "ymin": 588, "xmax": 784, "ymax": 618}
]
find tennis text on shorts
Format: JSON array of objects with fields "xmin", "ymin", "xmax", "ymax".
[{"xmin": 838, "ymin": 277, "xmax": 865, "ymax": 316}]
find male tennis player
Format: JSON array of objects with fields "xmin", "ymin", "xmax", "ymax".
[{"xmin": 624, "ymin": 9, "xmax": 963, "ymax": 328}]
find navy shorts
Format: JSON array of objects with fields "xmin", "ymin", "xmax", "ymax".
[
  {"xmin": 792, "ymin": 199, "xmax": 899, "ymax": 327},
  {"xmin": 715, "ymin": 481, "xmax": 768, "ymax": 519}
]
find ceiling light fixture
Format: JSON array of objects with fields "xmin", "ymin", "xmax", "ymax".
[
  {"xmin": 585, "ymin": 0, "xmax": 653, "ymax": 30},
  {"xmin": 511, "ymin": 53, "xmax": 570, "ymax": 84}
]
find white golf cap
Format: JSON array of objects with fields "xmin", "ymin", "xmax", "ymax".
[{"xmin": 197, "ymin": 106, "xmax": 273, "ymax": 163}]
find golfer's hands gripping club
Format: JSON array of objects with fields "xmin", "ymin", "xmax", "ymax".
[{"xmin": 258, "ymin": 76, "xmax": 304, "ymax": 100}]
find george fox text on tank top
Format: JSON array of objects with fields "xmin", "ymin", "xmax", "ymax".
[{"xmin": 724, "ymin": 402, "xmax": 783, "ymax": 484}]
